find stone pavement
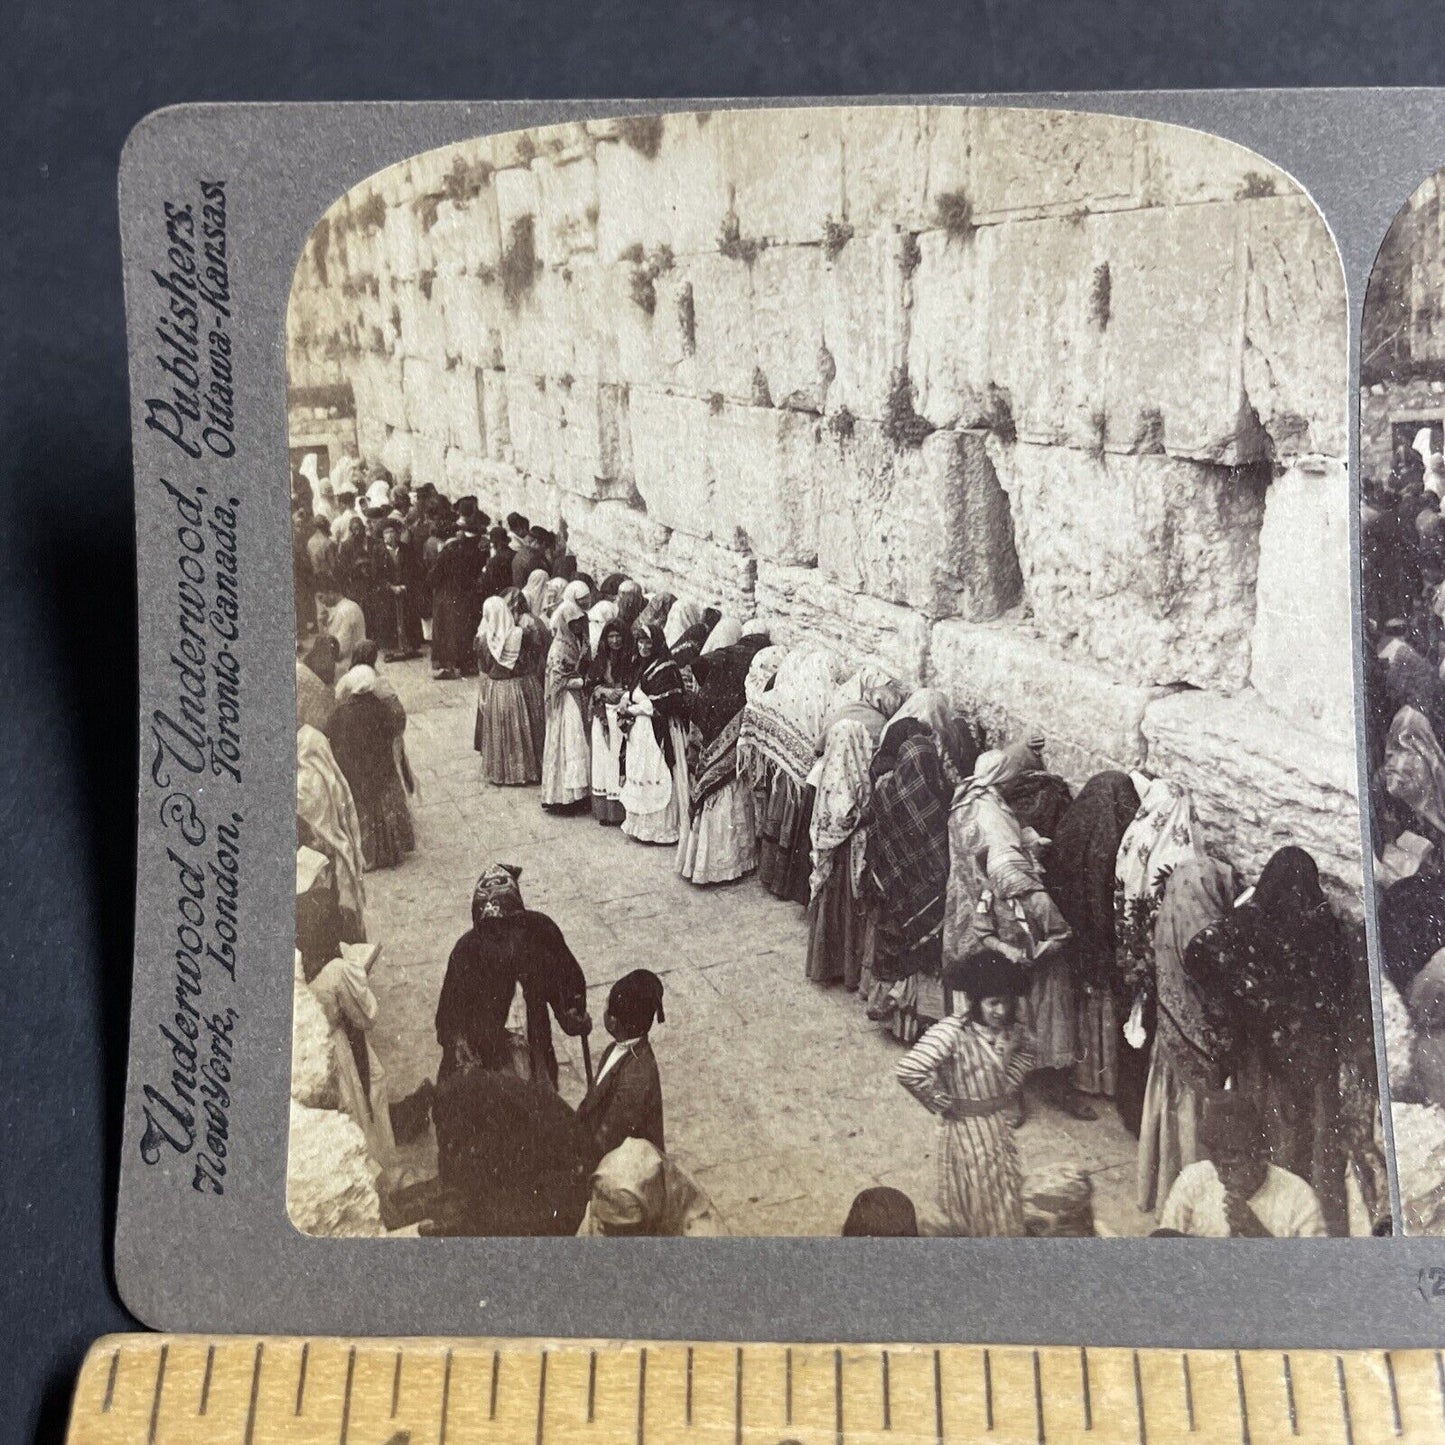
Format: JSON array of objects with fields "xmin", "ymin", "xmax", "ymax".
[{"xmin": 362, "ymin": 656, "xmax": 1150, "ymax": 1237}]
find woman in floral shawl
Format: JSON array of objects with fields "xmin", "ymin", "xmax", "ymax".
[
  {"xmin": 1112, "ymin": 776, "xmax": 1207, "ymax": 1135},
  {"xmin": 865, "ymin": 735, "xmax": 952, "ymax": 1041},
  {"xmin": 585, "ymin": 619, "xmax": 634, "ymax": 825},
  {"xmin": 619, "ymin": 624, "xmax": 692, "ymax": 845},
  {"xmin": 677, "ymin": 624, "xmax": 772, "ymax": 885},
  {"xmin": 806, "ymin": 716, "xmax": 878, "ymax": 988},
  {"xmin": 540, "ymin": 597, "xmax": 592, "ymax": 811},
  {"xmin": 1381, "ymin": 704, "xmax": 1445, "ymax": 844},
  {"xmin": 1136, "ymin": 856, "xmax": 1240, "ymax": 1214}
]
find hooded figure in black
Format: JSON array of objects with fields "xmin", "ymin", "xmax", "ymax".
[{"xmin": 435, "ymin": 863, "xmax": 592, "ymax": 1089}]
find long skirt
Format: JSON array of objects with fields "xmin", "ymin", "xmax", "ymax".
[
  {"xmin": 757, "ymin": 773, "xmax": 814, "ymax": 903},
  {"xmin": 937, "ymin": 1115, "xmax": 1025, "ymax": 1237},
  {"xmin": 542, "ymin": 689, "xmax": 591, "ymax": 807},
  {"xmin": 677, "ymin": 775, "xmax": 757, "ymax": 884},
  {"xmin": 357, "ymin": 770, "xmax": 415, "ymax": 871},
  {"xmin": 430, "ymin": 590, "xmax": 475, "ymax": 674},
  {"xmin": 1073, "ymin": 987, "xmax": 1117, "ymax": 1097},
  {"xmin": 1136, "ymin": 1050, "xmax": 1201, "ymax": 1214},
  {"xmin": 805, "ymin": 856, "xmax": 866, "ymax": 987},
  {"xmin": 474, "ymin": 672, "xmax": 545, "ymax": 785},
  {"xmin": 1023, "ymin": 952, "xmax": 1077, "ymax": 1072},
  {"xmin": 590, "ymin": 710, "xmax": 625, "ymax": 825},
  {"xmin": 621, "ymin": 717, "xmax": 690, "ymax": 845}
]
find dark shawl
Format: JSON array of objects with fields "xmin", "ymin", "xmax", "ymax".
[
  {"xmin": 1043, "ymin": 770, "xmax": 1141, "ymax": 986},
  {"xmin": 870, "ymin": 717, "xmax": 929, "ymax": 788},
  {"xmin": 669, "ymin": 608, "xmax": 722, "ymax": 669},
  {"xmin": 1378, "ymin": 869, "xmax": 1445, "ymax": 989},
  {"xmin": 622, "ymin": 625, "xmax": 687, "ymax": 773},
  {"xmin": 997, "ymin": 770, "xmax": 1075, "ymax": 842},
  {"xmin": 585, "ymin": 620, "xmax": 635, "ymax": 724},
  {"xmin": 688, "ymin": 635, "xmax": 772, "ymax": 818},
  {"xmin": 867, "ymin": 736, "xmax": 951, "ymax": 981}
]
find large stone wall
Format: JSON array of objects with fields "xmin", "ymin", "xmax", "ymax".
[{"xmin": 287, "ymin": 106, "xmax": 1358, "ymax": 898}]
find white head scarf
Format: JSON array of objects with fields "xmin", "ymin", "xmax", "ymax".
[
  {"xmin": 588, "ymin": 599, "xmax": 618, "ymax": 654},
  {"xmin": 522, "ymin": 569, "xmax": 549, "ymax": 618},
  {"xmin": 334, "ymin": 664, "xmax": 379, "ymax": 702},
  {"xmin": 479, "ymin": 594, "xmax": 523, "ymax": 671},
  {"xmin": 664, "ymin": 599, "xmax": 703, "ymax": 648},
  {"xmin": 701, "ymin": 617, "xmax": 741, "ymax": 655}
]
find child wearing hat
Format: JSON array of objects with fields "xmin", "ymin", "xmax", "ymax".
[
  {"xmin": 896, "ymin": 949, "xmax": 1035, "ymax": 1236},
  {"xmin": 576, "ymin": 969, "xmax": 666, "ymax": 1158}
]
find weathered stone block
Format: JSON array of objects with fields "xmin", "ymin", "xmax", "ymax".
[
  {"xmin": 1251, "ymin": 459, "xmax": 1353, "ymax": 738},
  {"xmin": 722, "ymin": 107, "xmax": 844, "ymax": 245},
  {"xmin": 564, "ymin": 498, "xmax": 674, "ymax": 581},
  {"xmin": 535, "ymin": 153, "xmax": 599, "ymax": 265},
  {"xmin": 350, "ymin": 355, "xmax": 407, "ymax": 432},
  {"xmin": 629, "ymin": 387, "xmax": 715, "ymax": 533},
  {"xmin": 395, "ymin": 285, "xmax": 449, "ymax": 364},
  {"xmin": 685, "ymin": 251, "xmax": 760, "ymax": 402},
  {"xmin": 751, "ymin": 245, "xmax": 830, "ymax": 412},
  {"xmin": 401, "ymin": 356, "xmax": 449, "ymax": 442},
  {"xmin": 633, "ymin": 529, "xmax": 759, "ymax": 620},
  {"xmin": 842, "ymin": 106, "xmax": 930, "ymax": 233},
  {"xmin": 707, "ymin": 404, "xmax": 823, "ymax": 565},
  {"xmin": 1243, "ymin": 195, "xmax": 1348, "ymax": 461},
  {"xmin": 986, "ymin": 440, "xmax": 1267, "ymax": 691},
  {"xmin": 1141, "ymin": 687, "xmax": 1362, "ymax": 905},
  {"xmin": 506, "ymin": 373, "xmax": 561, "ymax": 479},
  {"xmin": 755, "ymin": 562, "xmax": 930, "ymax": 686},
  {"xmin": 921, "ymin": 106, "xmax": 974, "ymax": 220},
  {"xmin": 494, "ymin": 163, "xmax": 540, "ymax": 241},
  {"xmin": 1143, "ymin": 123, "xmax": 1289, "ymax": 208},
  {"xmin": 907, "ymin": 227, "xmax": 993, "ymax": 430},
  {"xmin": 554, "ymin": 378, "xmax": 634, "ymax": 499},
  {"xmin": 436, "ymin": 272, "xmax": 504, "ymax": 370},
  {"xmin": 816, "ymin": 425, "xmax": 1022, "ymax": 619},
  {"xmin": 822, "ymin": 231, "xmax": 911, "ymax": 421},
  {"xmin": 378, "ymin": 429, "xmax": 414, "ymax": 484},
  {"xmin": 409, "ymin": 434, "xmax": 448, "ymax": 492},
  {"xmin": 287, "ymin": 1099, "xmax": 384, "ymax": 1237},
  {"xmin": 481, "ymin": 369, "xmax": 512, "ymax": 464},
  {"xmin": 444, "ymin": 446, "xmax": 492, "ymax": 501},
  {"xmin": 380, "ymin": 200, "xmax": 431, "ymax": 281}
]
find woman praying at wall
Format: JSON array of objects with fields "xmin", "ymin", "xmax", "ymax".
[
  {"xmin": 618, "ymin": 624, "xmax": 691, "ymax": 845},
  {"xmin": 677, "ymin": 622, "xmax": 772, "ymax": 885},
  {"xmin": 668, "ymin": 606, "xmax": 721, "ymax": 671},
  {"xmin": 297, "ymin": 723, "xmax": 367, "ymax": 943},
  {"xmin": 896, "ymin": 949, "xmax": 1036, "ymax": 1237},
  {"xmin": 585, "ymin": 620, "xmax": 634, "ymax": 826},
  {"xmin": 473, "ymin": 589, "xmax": 548, "ymax": 786},
  {"xmin": 635, "ymin": 588, "xmax": 673, "ymax": 634},
  {"xmin": 326, "ymin": 642, "xmax": 416, "ymax": 871},
  {"xmin": 540, "ymin": 597, "xmax": 593, "ymax": 811},
  {"xmin": 615, "ymin": 579, "xmax": 647, "ymax": 632},
  {"xmin": 879, "ymin": 687, "xmax": 980, "ymax": 790}
]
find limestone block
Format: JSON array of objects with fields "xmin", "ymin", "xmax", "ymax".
[
  {"xmin": 634, "ymin": 529, "xmax": 759, "ymax": 620},
  {"xmin": 685, "ymin": 251, "xmax": 760, "ymax": 402},
  {"xmin": 410, "ymin": 144, "xmax": 459, "ymax": 198},
  {"xmin": 816, "ymin": 425, "xmax": 1022, "ymax": 619},
  {"xmin": 378, "ymin": 429, "xmax": 414, "ymax": 484},
  {"xmin": 396, "ymin": 286, "xmax": 449, "ymax": 364},
  {"xmin": 555, "ymin": 380, "xmax": 632, "ymax": 499},
  {"xmin": 427, "ymin": 191, "xmax": 503, "ymax": 277},
  {"xmin": 841, "ymin": 106, "xmax": 930, "ymax": 233},
  {"xmin": 371, "ymin": 159, "xmax": 412, "ymax": 208},
  {"xmin": 969, "ymin": 107, "xmax": 1143, "ymax": 220},
  {"xmin": 594, "ymin": 122, "xmax": 730, "ymax": 262},
  {"xmin": 534, "ymin": 153, "xmax": 599, "ymax": 265},
  {"xmin": 401, "ymin": 356, "xmax": 450, "ymax": 442},
  {"xmin": 922, "ymin": 106, "xmax": 974, "ymax": 218},
  {"xmin": 506, "ymin": 374, "xmax": 562, "ymax": 480},
  {"xmin": 1099, "ymin": 202, "xmax": 1255, "ymax": 464},
  {"xmin": 360, "ymin": 356, "xmax": 409, "ymax": 433},
  {"xmin": 1140, "ymin": 687, "xmax": 1362, "ymax": 905},
  {"xmin": 481, "ymin": 369, "xmax": 512, "ymax": 464},
  {"xmin": 906, "ymin": 227, "xmax": 993, "ymax": 430},
  {"xmin": 722, "ymin": 108, "xmax": 844, "ymax": 245},
  {"xmin": 629, "ymin": 388, "xmax": 716, "ymax": 535},
  {"xmin": 565, "ymin": 499, "xmax": 674, "ymax": 582},
  {"xmin": 822, "ymin": 231, "xmax": 911, "ymax": 421},
  {"xmin": 444, "ymin": 446, "xmax": 492, "ymax": 501},
  {"xmin": 1391, "ymin": 1103, "xmax": 1445, "ymax": 1236},
  {"xmin": 755, "ymin": 562, "xmax": 930, "ymax": 687},
  {"xmin": 287, "ymin": 1099, "xmax": 384, "ymax": 1238},
  {"xmin": 380, "ymin": 200, "xmax": 431, "ymax": 281},
  {"xmin": 1242, "ymin": 195, "xmax": 1348, "ymax": 461},
  {"xmin": 986, "ymin": 440, "xmax": 1266, "ymax": 691},
  {"xmin": 409, "ymin": 434, "xmax": 448, "ymax": 492},
  {"xmin": 594, "ymin": 138, "xmax": 666, "ymax": 261},
  {"xmin": 494, "ymin": 163, "xmax": 540, "ymax": 240},
  {"xmin": 534, "ymin": 120, "xmax": 593, "ymax": 165},
  {"xmin": 751, "ymin": 245, "xmax": 830, "ymax": 412},
  {"xmin": 495, "ymin": 274, "xmax": 551, "ymax": 378},
  {"xmin": 929, "ymin": 620, "xmax": 1163, "ymax": 781},
  {"xmin": 445, "ymin": 364, "xmax": 486, "ymax": 454},
  {"xmin": 292, "ymin": 966, "xmax": 337, "ymax": 1109},
  {"xmin": 541, "ymin": 266, "xmax": 602, "ymax": 381},
  {"xmin": 706, "ymin": 404, "xmax": 823, "ymax": 565},
  {"xmin": 1144, "ymin": 124, "xmax": 1290, "ymax": 207},
  {"xmin": 355, "ymin": 409, "xmax": 388, "ymax": 463},
  {"xmin": 579, "ymin": 261, "xmax": 668, "ymax": 391},
  {"xmin": 1250, "ymin": 459, "xmax": 1353, "ymax": 738},
  {"xmin": 436, "ymin": 272, "xmax": 504, "ymax": 371}
]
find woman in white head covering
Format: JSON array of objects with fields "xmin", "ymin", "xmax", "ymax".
[
  {"xmin": 663, "ymin": 599, "xmax": 703, "ymax": 649},
  {"xmin": 576, "ymin": 1138, "xmax": 725, "ymax": 1237},
  {"xmin": 522, "ymin": 568, "xmax": 550, "ymax": 620},
  {"xmin": 540, "ymin": 598, "xmax": 593, "ymax": 810},
  {"xmin": 473, "ymin": 590, "xmax": 547, "ymax": 785}
]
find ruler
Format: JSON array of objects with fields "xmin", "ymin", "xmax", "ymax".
[{"xmin": 64, "ymin": 1335, "xmax": 1445, "ymax": 1445}]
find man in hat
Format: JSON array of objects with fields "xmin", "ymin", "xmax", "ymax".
[
  {"xmin": 434, "ymin": 864, "xmax": 593, "ymax": 1091},
  {"xmin": 1158, "ymin": 1094, "xmax": 1327, "ymax": 1237},
  {"xmin": 377, "ymin": 514, "xmax": 422, "ymax": 659},
  {"xmin": 512, "ymin": 523, "xmax": 548, "ymax": 588},
  {"xmin": 576, "ymin": 969, "xmax": 666, "ymax": 1157},
  {"xmin": 332, "ymin": 485, "xmax": 360, "ymax": 538}
]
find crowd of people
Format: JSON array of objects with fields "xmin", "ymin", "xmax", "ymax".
[{"xmin": 291, "ymin": 455, "xmax": 1386, "ymax": 1239}]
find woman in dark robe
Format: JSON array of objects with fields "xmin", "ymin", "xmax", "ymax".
[
  {"xmin": 669, "ymin": 607, "xmax": 722, "ymax": 671},
  {"xmin": 480, "ymin": 526, "xmax": 516, "ymax": 600},
  {"xmin": 336, "ymin": 514, "xmax": 374, "ymax": 609},
  {"xmin": 996, "ymin": 743, "xmax": 1074, "ymax": 842},
  {"xmin": 1182, "ymin": 846, "xmax": 1354, "ymax": 1234},
  {"xmin": 428, "ymin": 524, "xmax": 483, "ymax": 679},
  {"xmin": 326, "ymin": 643, "xmax": 416, "ymax": 870},
  {"xmin": 585, "ymin": 620, "xmax": 634, "ymax": 825},
  {"xmin": 618, "ymin": 624, "xmax": 691, "ymax": 845},
  {"xmin": 864, "ymin": 734, "xmax": 952, "ymax": 1042},
  {"xmin": 434, "ymin": 864, "xmax": 593, "ymax": 1090},
  {"xmin": 1042, "ymin": 771, "xmax": 1141, "ymax": 1104},
  {"xmin": 1378, "ymin": 869, "xmax": 1445, "ymax": 989}
]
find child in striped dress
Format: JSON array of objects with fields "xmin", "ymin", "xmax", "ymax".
[{"xmin": 896, "ymin": 949, "xmax": 1035, "ymax": 1236}]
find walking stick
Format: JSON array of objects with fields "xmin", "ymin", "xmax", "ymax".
[{"xmin": 580, "ymin": 1030, "xmax": 595, "ymax": 1091}]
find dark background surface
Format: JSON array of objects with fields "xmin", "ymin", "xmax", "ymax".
[{"xmin": 2, "ymin": 2, "xmax": 1441, "ymax": 1440}]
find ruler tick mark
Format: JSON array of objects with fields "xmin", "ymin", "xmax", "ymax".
[
  {"xmin": 1336, "ymin": 1355, "xmax": 1354, "ymax": 1445},
  {"xmin": 639, "ymin": 1348, "xmax": 648, "ymax": 1445},
  {"xmin": 244, "ymin": 1342, "xmax": 264, "ymax": 1445},
  {"xmin": 686, "ymin": 1347, "xmax": 694, "ymax": 1427},
  {"xmin": 339, "ymin": 1346, "xmax": 356, "ymax": 1445},
  {"xmin": 1132, "ymin": 1350, "xmax": 1145, "ymax": 1445},
  {"xmin": 147, "ymin": 1342, "xmax": 168, "ymax": 1445},
  {"xmin": 1437, "ymin": 1352, "xmax": 1445, "ymax": 1425},
  {"xmin": 1035, "ymin": 1349, "xmax": 1046, "ymax": 1445},
  {"xmin": 391, "ymin": 1350, "xmax": 402, "ymax": 1418},
  {"xmin": 103, "ymin": 1349, "xmax": 119, "ymax": 1413},
  {"xmin": 984, "ymin": 1349, "xmax": 994, "ymax": 1432},
  {"xmin": 537, "ymin": 1351, "xmax": 549, "ymax": 1445},
  {"xmin": 588, "ymin": 1351, "xmax": 597, "ymax": 1423},
  {"xmin": 1181, "ymin": 1356, "xmax": 1194, "ymax": 1433},
  {"xmin": 1282, "ymin": 1354, "xmax": 1298, "ymax": 1435},
  {"xmin": 735, "ymin": 1347, "xmax": 744, "ymax": 1445},
  {"xmin": 1234, "ymin": 1352, "xmax": 1250, "ymax": 1445},
  {"xmin": 491, "ymin": 1350, "xmax": 501, "ymax": 1421},
  {"xmin": 1386, "ymin": 1351, "xmax": 1402, "ymax": 1436},
  {"xmin": 835, "ymin": 1348, "xmax": 844, "ymax": 1445},
  {"xmin": 439, "ymin": 1348, "xmax": 453, "ymax": 1445},
  {"xmin": 1080, "ymin": 1347, "xmax": 1092, "ymax": 1431},
  {"xmin": 296, "ymin": 1341, "xmax": 309, "ymax": 1415},
  {"xmin": 933, "ymin": 1349, "xmax": 943, "ymax": 1445},
  {"xmin": 883, "ymin": 1350, "xmax": 892, "ymax": 1431},
  {"xmin": 199, "ymin": 1344, "xmax": 215, "ymax": 1416},
  {"xmin": 786, "ymin": 1347, "xmax": 793, "ymax": 1426}
]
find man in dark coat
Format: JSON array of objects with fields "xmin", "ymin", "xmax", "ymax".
[
  {"xmin": 428, "ymin": 524, "xmax": 484, "ymax": 679},
  {"xmin": 576, "ymin": 969, "xmax": 666, "ymax": 1157},
  {"xmin": 435, "ymin": 864, "xmax": 593, "ymax": 1089}
]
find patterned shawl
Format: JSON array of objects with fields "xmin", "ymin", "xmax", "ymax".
[
  {"xmin": 830, "ymin": 667, "xmax": 907, "ymax": 725},
  {"xmin": 544, "ymin": 599, "xmax": 589, "ymax": 704},
  {"xmin": 738, "ymin": 648, "xmax": 845, "ymax": 787},
  {"xmin": 808, "ymin": 718, "xmax": 876, "ymax": 900},
  {"xmin": 743, "ymin": 645, "xmax": 787, "ymax": 706},
  {"xmin": 1383, "ymin": 703, "xmax": 1445, "ymax": 835},
  {"xmin": 879, "ymin": 687, "xmax": 980, "ymax": 786},
  {"xmin": 637, "ymin": 590, "xmax": 675, "ymax": 632},
  {"xmin": 689, "ymin": 635, "xmax": 773, "ymax": 819}
]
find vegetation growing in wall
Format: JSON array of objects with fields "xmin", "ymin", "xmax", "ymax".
[
  {"xmin": 414, "ymin": 192, "xmax": 443, "ymax": 233},
  {"xmin": 619, "ymin": 115, "xmax": 665, "ymax": 159},
  {"xmin": 1090, "ymin": 262, "xmax": 1111, "ymax": 330},
  {"xmin": 353, "ymin": 192, "xmax": 387, "ymax": 232},
  {"xmin": 718, "ymin": 209, "xmax": 765, "ymax": 266},
  {"xmin": 624, "ymin": 244, "xmax": 675, "ymax": 317},
  {"xmin": 709, "ymin": 392, "xmax": 725, "ymax": 415},
  {"xmin": 983, "ymin": 383, "xmax": 1016, "ymax": 444},
  {"xmin": 827, "ymin": 406, "xmax": 856, "ymax": 442},
  {"xmin": 1237, "ymin": 171, "xmax": 1278, "ymax": 199},
  {"xmin": 677, "ymin": 283, "xmax": 696, "ymax": 355},
  {"xmin": 822, "ymin": 216, "xmax": 854, "ymax": 261},
  {"xmin": 1133, "ymin": 407, "xmax": 1166, "ymax": 454},
  {"xmin": 419, "ymin": 269, "xmax": 437, "ymax": 301},
  {"xmin": 516, "ymin": 134, "xmax": 538, "ymax": 165},
  {"xmin": 751, "ymin": 367, "xmax": 773, "ymax": 408},
  {"xmin": 444, "ymin": 154, "xmax": 494, "ymax": 205},
  {"xmin": 1088, "ymin": 409, "xmax": 1108, "ymax": 460},
  {"xmin": 882, "ymin": 367, "xmax": 934, "ymax": 449},
  {"xmin": 501, "ymin": 215, "xmax": 540, "ymax": 310},
  {"xmin": 933, "ymin": 189, "xmax": 975, "ymax": 244},
  {"xmin": 310, "ymin": 217, "xmax": 331, "ymax": 288},
  {"xmin": 899, "ymin": 231, "xmax": 922, "ymax": 283}
]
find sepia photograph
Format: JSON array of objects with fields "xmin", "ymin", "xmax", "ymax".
[
  {"xmin": 1361, "ymin": 168, "xmax": 1445, "ymax": 1235},
  {"xmin": 285, "ymin": 104, "xmax": 1382, "ymax": 1241}
]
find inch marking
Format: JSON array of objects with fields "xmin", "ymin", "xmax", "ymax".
[
  {"xmin": 536, "ymin": 1351, "xmax": 548, "ymax": 1445},
  {"xmin": 1234, "ymin": 1352, "xmax": 1250, "ymax": 1445},
  {"xmin": 1437, "ymin": 1352, "xmax": 1445, "ymax": 1425},
  {"xmin": 1131, "ymin": 1350, "xmax": 1145, "ymax": 1445},
  {"xmin": 1080, "ymin": 1347, "xmax": 1092, "ymax": 1432},
  {"xmin": 1282, "ymin": 1354, "xmax": 1298, "ymax": 1435},
  {"xmin": 686, "ymin": 1347, "xmax": 694, "ymax": 1427},
  {"xmin": 391, "ymin": 1350, "xmax": 403, "ymax": 1419},
  {"xmin": 1181, "ymin": 1356, "xmax": 1195, "ymax": 1434},
  {"xmin": 786, "ymin": 1347, "xmax": 793, "ymax": 1426},
  {"xmin": 1336, "ymin": 1355, "xmax": 1355, "ymax": 1445},
  {"xmin": 1034, "ymin": 1349, "xmax": 1046, "ymax": 1445},
  {"xmin": 1386, "ymin": 1351, "xmax": 1403, "ymax": 1436},
  {"xmin": 147, "ymin": 1342, "xmax": 168, "ymax": 1445},
  {"xmin": 199, "ymin": 1344, "xmax": 215, "ymax": 1416},
  {"xmin": 339, "ymin": 1346, "xmax": 356, "ymax": 1445},
  {"xmin": 638, "ymin": 1348, "xmax": 648, "ymax": 1445},
  {"xmin": 734, "ymin": 1347, "xmax": 744, "ymax": 1445},
  {"xmin": 102, "ymin": 1349, "xmax": 119, "ymax": 1413},
  {"xmin": 588, "ymin": 1351, "xmax": 597, "ymax": 1424},
  {"xmin": 439, "ymin": 1349, "xmax": 453, "ymax": 1445},
  {"xmin": 295, "ymin": 1341, "xmax": 309, "ymax": 1415},
  {"xmin": 933, "ymin": 1350, "xmax": 943, "ymax": 1445},
  {"xmin": 490, "ymin": 1349, "xmax": 501, "ymax": 1421},
  {"xmin": 835, "ymin": 1348, "xmax": 844, "ymax": 1445},
  {"xmin": 984, "ymin": 1349, "xmax": 995, "ymax": 1432},
  {"xmin": 883, "ymin": 1349, "xmax": 892, "ymax": 1431},
  {"xmin": 243, "ymin": 1342, "xmax": 264, "ymax": 1445}
]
